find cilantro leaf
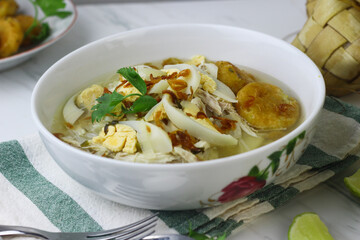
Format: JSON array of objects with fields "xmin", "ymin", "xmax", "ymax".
[
  {"xmin": 123, "ymin": 95, "xmax": 158, "ymax": 114},
  {"xmin": 29, "ymin": 22, "xmax": 51, "ymax": 44},
  {"xmin": 91, "ymin": 67, "xmax": 157, "ymax": 122},
  {"xmin": 45, "ymin": 10, "xmax": 72, "ymax": 19},
  {"xmin": 25, "ymin": 0, "xmax": 72, "ymax": 45},
  {"xmin": 91, "ymin": 91, "xmax": 126, "ymax": 123},
  {"xmin": 34, "ymin": 0, "xmax": 72, "ymax": 18},
  {"xmin": 117, "ymin": 67, "xmax": 147, "ymax": 95}
]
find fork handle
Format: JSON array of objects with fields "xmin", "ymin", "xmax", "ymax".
[{"xmin": 0, "ymin": 225, "xmax": 48, "ymax": 239}]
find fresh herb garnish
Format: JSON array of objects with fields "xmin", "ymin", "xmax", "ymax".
[
  {"xmin": 29, "ymin": 22, "xmax": 51, "ymax": 44},
  {"xmin": 117, "ymin": 67, "xmax": 147, "ymax": 95},
  {"xmin": 91, "ymin": 67, "xmax": 158, "ymax": 123},
  {"xmin": 122, "ymin": 95, "xmax": 158, "ymax": 114},
  {"xmin": 91, "ymin": 91, "xmax": 127, "ymax": 123},
  {"xmin": 26, "ymin": 0, "xmax": 72, "ymax": 42}
]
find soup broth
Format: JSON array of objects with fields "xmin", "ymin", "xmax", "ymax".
[{"xmin": 52, "ymin": 56, "xmax": 301, "ymax": 163}]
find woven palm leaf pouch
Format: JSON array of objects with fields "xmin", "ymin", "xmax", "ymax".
[{"xmin": 292, "ymin": 0, "xmax": 360, "ymax": 96}]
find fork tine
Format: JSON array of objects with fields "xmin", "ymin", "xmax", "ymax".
[
  {"xmin": 115, "ymin": 224, "xmax": 156, "ymax": 240},
  {"xmin": 87, "ymin": 213, "xmax": 158, "ymax": 237},
  {"xmin": 125, "ymin": 229, "xmax": 156, "ymax": 240},
  {"xmin": 94, "ymin": 222, "xmax": 157, "ymax": 240}
]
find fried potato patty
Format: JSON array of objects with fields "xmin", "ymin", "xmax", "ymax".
[
  {"xmin": 236, "ymin": 82, "xmax": 300, "ymax": 130},
  {"xmin": 162, "ymin": 57, "xmax": 183, "ymax": 66},
  {"xmin": 15, "ymin": 14, "xmax": 36, "ymax": 32},
  {"xmin": 215, "ymin": 61, "xmax": 255, "ymax": 94},
  {"xmin": 0, "ymin": 17, "xmax": 23, "ymax": 58},
  {"xmin": 0, "ymin": 0, "xmax": 18, "ymax": 18},
  {"xmin": 15, "ymin": 14, "xmax": 41, "ymax": 46}
]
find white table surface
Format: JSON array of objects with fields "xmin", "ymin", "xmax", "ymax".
[{"xmin": 0, "ymin": 0, "xmax": 359, "ymax": 239}]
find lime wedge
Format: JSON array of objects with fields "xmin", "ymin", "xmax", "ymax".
[
  {"xmin": 288, "ymin": 212, "xmax": 334, "ymax": 240},
  {"xmin": 344, "ymin": 168, "xmax": 360, "ymax": 198}
]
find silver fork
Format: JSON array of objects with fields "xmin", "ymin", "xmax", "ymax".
[
  {"xmin": 144, "ymin": 235, "xmax": 194, "ymax": 240},
  {"xmin": 0, "ymin": 213, "xmax": 158, "ymax": 240}
]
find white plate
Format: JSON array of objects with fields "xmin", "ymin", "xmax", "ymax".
[{"xmin": 0, "ymin": 0, "xmax": 77, "ymax": 71}]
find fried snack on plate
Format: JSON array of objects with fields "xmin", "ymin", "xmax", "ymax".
[
  {"xmin": 215, "ymin": 61, "xmax": 256, "ymax": 94},
  {"xmin": 0, "ymin": 0, "xmax": 18, "ymax": 18},
  {"xmin": 236, "ymin": 82, "xmax": 300, "ymax": 130},
  {"xmin": 15, "ymin": 14, "xmax": 42, "ymax": 46},
  {"xmin": 0, "ymin": 17, "xmax": 23, "ymax": 58}
]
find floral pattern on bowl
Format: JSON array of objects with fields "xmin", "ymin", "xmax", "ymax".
[{"xmin": 201, "ymin": 130, "xmax": 307, "ymax": 206}]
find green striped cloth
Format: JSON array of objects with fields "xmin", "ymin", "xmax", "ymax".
[{"xmin": 0, "ymin": 97, "xmax": 359, "ymax": 239}]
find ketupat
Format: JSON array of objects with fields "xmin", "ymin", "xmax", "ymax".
[{"xmin": 292, "ymin": 0, "xmax": 360, "ymax": 97}]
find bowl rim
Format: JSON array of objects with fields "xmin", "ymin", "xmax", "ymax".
[
  {"xmin": 31, "ymin": 23, "xmax": 326, "ymax": 170},
  {"xmin": 0, "ymin": 0, "xmax": 78, "ymax": 64}
]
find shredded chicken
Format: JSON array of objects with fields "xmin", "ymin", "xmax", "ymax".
[
  {"xmin": 219, "ymin": 100, "xmax": 257, "ymax": 137},
  {"xmin": 174, "ymin": 147, "xmax": 198, "ymax": 163},
  {"xmin": 196, "ymin": 89, "xmax": 222, "ymax": 116}
]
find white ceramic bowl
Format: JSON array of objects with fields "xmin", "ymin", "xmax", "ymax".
[
  {"xmin": 0, "ymin": 0, "xmax": 77, "ymax": 71},
  {"xmin": 31, "ymin": 24, "xmax": 325, "ymax": 210}
]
